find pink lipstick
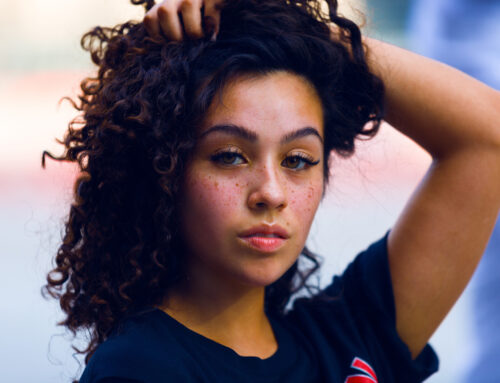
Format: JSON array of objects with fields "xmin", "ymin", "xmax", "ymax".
[
  {"xmin": 240, "ymin": 236, "xmax": 286, "ymax": 252},
  {"xmin": 238, "ymin": 224, "xmax": 289, "ymax": 253}
]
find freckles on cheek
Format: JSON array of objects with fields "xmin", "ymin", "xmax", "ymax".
[
  {"xmin": 290, "ymin": 183, "xmax": 322, "ymax": 215},
  {"xmin": 187, "ymin": 175, "xmax": 241, "ymax": 220}
]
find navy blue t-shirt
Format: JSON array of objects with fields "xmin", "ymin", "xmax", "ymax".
[{"xmin": 78, "ymin": 233, "xmax": 439, "ymax": 382}]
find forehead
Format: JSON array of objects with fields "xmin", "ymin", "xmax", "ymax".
[{"xmin": 199, "ymin": 71, "xmax": 324, "ymax": 139}]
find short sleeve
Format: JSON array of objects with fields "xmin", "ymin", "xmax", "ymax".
[{"xmin": 322, "ymin": 231, "xmax": 439, "ymax": 381}]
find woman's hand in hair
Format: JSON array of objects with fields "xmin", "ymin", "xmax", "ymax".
[{"xmin": 144, "ymin": 0, "xmax": 222, "ymax": 41}]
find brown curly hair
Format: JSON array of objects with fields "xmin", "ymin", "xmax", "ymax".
[{"xmin": 41, "ymin": 0, "xmax": 384, "ymax": 375}]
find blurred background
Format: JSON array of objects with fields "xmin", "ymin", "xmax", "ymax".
[{"xmin": 1, "ymin": 0, "xmax": 498, "ymax": 381}]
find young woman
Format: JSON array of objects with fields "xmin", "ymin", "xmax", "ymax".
[{"xmin": 42, "ymin": 0, "xmax": 500, "ymax": 382}]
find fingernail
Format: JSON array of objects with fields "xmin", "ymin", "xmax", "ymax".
[
  {"xmin": 203, "ymin": 16, "xmax": 216, "ymax": 40},
  {"xmin": 210, "ymin": 28, "xmax": 218, "ymax": 41}
]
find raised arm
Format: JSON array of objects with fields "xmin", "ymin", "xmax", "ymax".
[{"xmin": 365, "ymin": 38, "xmax": 500, "ymax": 357}]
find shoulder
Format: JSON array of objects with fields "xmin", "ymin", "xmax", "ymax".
[
  {"xmin": 284, "ymin": 232, "xmax": 439, "ymax": 382},
  {"xmin": 293, "ymin": 232, "xmax": 393, "ymax": 319},
  {"xmin": 287, "ymin": 233, "xmax": 394, "ymax": 343},
  {"xmin": 79, "ymin": 309, "xmax": 193, "ymax": 383}
]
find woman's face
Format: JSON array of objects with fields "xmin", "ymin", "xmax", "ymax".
[{"xmin": 179, "ymin": 71, "xmax": 324, "ymax": 289}]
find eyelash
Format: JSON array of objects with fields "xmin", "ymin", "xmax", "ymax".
[{"xmin": 210, "ymin": 149, "xmax": 320, "ymax": 170}]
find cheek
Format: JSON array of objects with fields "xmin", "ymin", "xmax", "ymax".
[
  {"xmin": 182, "ymin": 173, "xmax": 243, "ymax": 236},
  {"xmin": 290, "ymin": 180, "xmax": 322, "ymax": 214},
  {"xmin": 288, "ymin": 178, "xmax": 323, "ymax": 234}
]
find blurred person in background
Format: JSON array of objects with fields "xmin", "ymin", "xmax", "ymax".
[{"xmin": 409, "ymin": 1, "xmax": 500, "ymax": 382}]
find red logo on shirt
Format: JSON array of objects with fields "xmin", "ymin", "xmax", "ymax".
[{"xmin": 345, "ymin": 357, "xmax": 378, "ymax": 383}]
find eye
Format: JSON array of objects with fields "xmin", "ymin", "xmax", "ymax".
[
  {"xmin": 210, "ymin": 150, "xmax": 246, "ymax": 166},
  {"xmin": 282, "ymin": 154, "xmax": 320, "ymax": 170}
]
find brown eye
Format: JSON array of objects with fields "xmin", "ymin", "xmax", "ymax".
[
  {"xmin": 285, "ymin": 156, "xmax": 300, "ymax": 168},
  {"xmin": 211, "ymin": 151, "xmax": 245, "ymax": 166},
  {"xmin": 282, "ymin": 155, "xmax": 320, "ymax": 170}
]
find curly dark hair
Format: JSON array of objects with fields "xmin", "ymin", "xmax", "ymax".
[{"xmin": 41, "ymin": 0, "xmax": 384, "ymax": 373}]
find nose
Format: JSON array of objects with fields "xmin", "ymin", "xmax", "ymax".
[{"xmin": 247, "ymin": 162, "xmax": 287, "ymax": 211}]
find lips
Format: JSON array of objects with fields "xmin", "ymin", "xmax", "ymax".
[
  {"xmin": 238, "ymin": 224, "xmax": 290, "ymax": 239},
  {"xmin": 237, "ymin": 224, "xmax": 289, "ymax": 253}
]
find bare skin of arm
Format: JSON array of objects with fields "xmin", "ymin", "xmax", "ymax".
[
  {"xmin": 144, "ymin": 1, "xmax": 500, "ymax": 359},
  {"xmin": 365, "ymin": 38, "xmax": 500, "ymax": 357}
]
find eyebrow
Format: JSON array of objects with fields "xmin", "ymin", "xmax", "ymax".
[{"xmin": 198, "ymin": 124, "xmax": 323, "ymax": 145}]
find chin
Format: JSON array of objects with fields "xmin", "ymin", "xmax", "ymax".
[{"xmin": 234, "ymin": 262, "xmax": 291, "ymax": 288}]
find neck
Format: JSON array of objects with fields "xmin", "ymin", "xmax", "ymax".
[{"xmin": 157, "ymin": 263, "xmax": 278, "ymax": 358}]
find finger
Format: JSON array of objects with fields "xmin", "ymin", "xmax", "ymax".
[
  {"xmin": 179, "ymin": 0, "xmax": 204, "ymax": 39},
  {"xmin": 143, "ymin": 3, "xmax": 162, "ymax": 38},
  {"xmin": 157, "ymin": 1, "xmax": 184, "ymax": 41},
  {"xmin": 203, "ymin": 0, "xmax": 222, "ymax": 40}
]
